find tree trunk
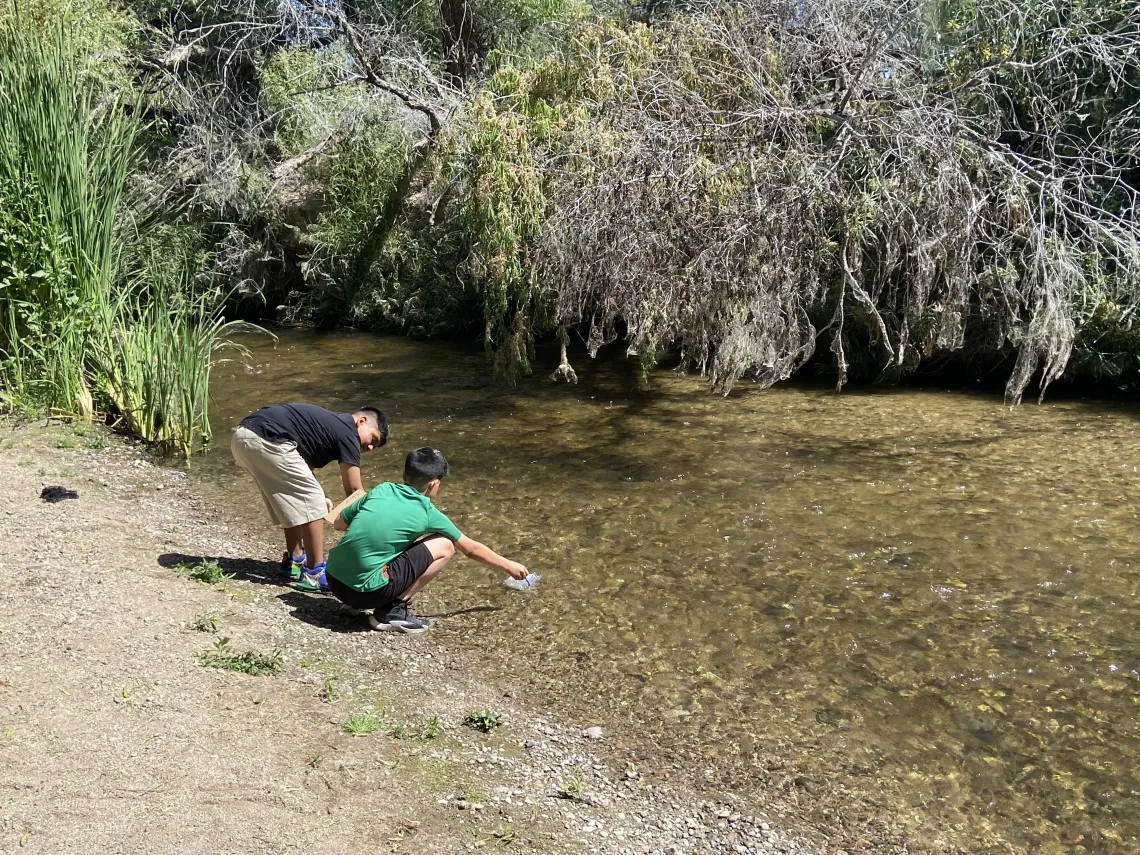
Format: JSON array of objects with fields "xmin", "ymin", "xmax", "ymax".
[{"xmin": 436, "ymin": 0, "xmax": 482, "ymax": 83}]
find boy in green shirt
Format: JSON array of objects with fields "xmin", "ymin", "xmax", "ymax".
[{"xmin": 324, "ymin": 447, "xmax": 529, "ymax": 634}]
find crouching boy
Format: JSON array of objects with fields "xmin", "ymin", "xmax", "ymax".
[{"xmin": 325, "ymin": 447, "xmax": 528, "ymax": 634}]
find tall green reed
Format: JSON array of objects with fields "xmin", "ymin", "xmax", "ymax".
[
  {"xmin": 0, "ymin": 18, "xmax": 256, "ymax": 459},
  {"xmin": 0, "ymin": 18, "xmax": 136, "ymax": 416},
  {"xmin": 90, "ymin": 276, "xmax": 259, "ymax": 460}
]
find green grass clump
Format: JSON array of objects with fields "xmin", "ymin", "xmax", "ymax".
[
  {"xmin": 342, "ymin": 708, "xmax": 384, "ymax": 736},
  {"xmin": 197, "ymin": 637, "xmax": 283, "ymax": 676},
  {"xmin": 321, "ymin": 675, "xmax": 342, "ymax": 703},
  {"xmin": 557, "ymin": 775, "xmax": 584, "ymax": 800},
  {"xmin": 463, "ymin": 708, "xmax": 502, "ymax": 733},
  {"xmin": 390, "ymin": 715, "xmax": 443, "ymax": 742},
  {"xmin": 17, "ymin": 457, "xmax": 34, "ymax": 467},
  {"xmin": 191, "ymin": 613, "xmax": 220, "ymax": 633},
  {"xmin": 175, "ymin": 559, "xmax": 231, "ymax": 584},
  {"xmin": 55, "ymin": 437, "xmax": 77, "ymax": 449}
]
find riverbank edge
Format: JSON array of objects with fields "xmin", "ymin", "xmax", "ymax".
[{"xmin": 0, "ymin": 418, "xmax": 819, "ymax": 855}]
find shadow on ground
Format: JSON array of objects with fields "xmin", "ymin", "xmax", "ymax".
[
  {"xmin": 157, "ymin": 553, "xmax": 505, "ymax": 633},
  {"xmin": 278, "ymin": 590, "xmax": 372, "ymax": 634},
  {"xmin": 158, "ymin": 552, "xmax": 283, "ymax": 586},
  {"xmin": 279, "ymin": 589, "xmax": 503, "ymax": 634}
]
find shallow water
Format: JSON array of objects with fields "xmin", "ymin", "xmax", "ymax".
[{"xmin": 198, "ymin": 330, "xmax": 1140, "ymax": 853}]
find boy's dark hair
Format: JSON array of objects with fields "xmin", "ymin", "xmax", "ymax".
[
  {"xmin": 404, "ymin": 447, "xmax": 449, "ymax": 491},
  {"xmin": 355, "ymin": 406, "xmax": 389, "ymax": 445}
]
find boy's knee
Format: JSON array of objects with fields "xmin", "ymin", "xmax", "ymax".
[{"xmin": 428, "ymin": 536, "xmax": 455, "ymax": 561}]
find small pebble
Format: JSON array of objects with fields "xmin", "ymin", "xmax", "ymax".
[{"xmin": 585, "ymin": 725, "xmax": 603, "ymax": 740}]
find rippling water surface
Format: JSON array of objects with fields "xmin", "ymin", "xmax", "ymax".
[{"xmin": 197, "ymin": 330, "xmax": 1140, "ymax": 853}]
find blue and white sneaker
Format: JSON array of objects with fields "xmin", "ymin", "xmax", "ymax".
[{"xmin": 295, "ymin": 562, "xmax": 329, "ymax": 593}]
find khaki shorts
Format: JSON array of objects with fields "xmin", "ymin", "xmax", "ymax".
[{"xmin": 230, "ymin": 426, "xmax": 327, "ymax": 528}]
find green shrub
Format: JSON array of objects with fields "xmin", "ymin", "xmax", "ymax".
[
  {"xmin": 174, "ymin": 560, "xmax": 232, "ymax": 585},
  {"xmin": 464, "ymin": 708, "xmax": 502, "ymax": 732},
  {"xmin": 197, "ymin": 637, "xmax": 284, "ymax": 676}
]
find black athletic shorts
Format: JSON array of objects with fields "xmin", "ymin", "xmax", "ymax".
[{"xmin": 326, "ymin": 541, "xmax": 435, "ymax": 611}]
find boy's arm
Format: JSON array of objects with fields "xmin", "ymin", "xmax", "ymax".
[
  {"xmin": 340, "ymin": 463, "xmax": 363, "ymax": 495},
  {"xmin": 330, "ymin": 490, "xmax": 368, "ymax": 531},
  {"xmin": 456, "ymin": 535, "xmax": 528, "ymax": 580}
]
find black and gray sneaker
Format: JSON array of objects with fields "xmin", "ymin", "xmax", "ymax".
[
  {"xmin": 367, "ymin": 609, "xmax": 393, "ymax": 631},
  {"xmin": 372, "ymin": 600, "xmax": 430, "ymax": 635}
]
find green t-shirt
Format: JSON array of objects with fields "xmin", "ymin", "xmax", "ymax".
[{"xmin": 326, "ymin": 482, "xmax": 463, "ymax": 592}]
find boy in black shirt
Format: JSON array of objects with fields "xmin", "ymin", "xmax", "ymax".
[{"xmin": 231, "ymin": 403, "xmax": 389, "ymax": 589}]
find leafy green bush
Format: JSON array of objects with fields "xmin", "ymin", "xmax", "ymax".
[
  {"xmin": 174, "ymin": 560, "xmax": 232, "ymax": 585},
  {"xmin": 197, "ymin": 637, "xmax": 284, "ymax": 676},
  {"xmin": 464, "ymin": 707, "xmax": 502, "ymax": 732}
]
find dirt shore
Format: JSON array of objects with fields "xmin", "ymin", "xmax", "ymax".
[{"xmin": 0, "ymin": 421, "xmax": 819, "ymax": 855}]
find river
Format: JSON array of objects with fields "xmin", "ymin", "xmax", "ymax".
[{"xmin": 196, "ymin": 329, "xmax": 1140, "ymax": 854}]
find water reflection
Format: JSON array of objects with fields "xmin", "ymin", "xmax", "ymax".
[{"xmin": 198, "ymin": 330, "xmax": 1140, "ymax": 854}]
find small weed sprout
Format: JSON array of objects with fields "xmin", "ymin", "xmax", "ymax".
[
  {"xmin": 55, "ymin": 437, "xmax": 77, "ymax": 449},
  {"xmin": 342, "ymin": 708, "xmax": 384, "ymax": 736},
  {"xmin": 475, "ymin": 825, "xmax": 518, "ymax": 846},
  {"xmin": 192, "ymin": 614, "xmax": 220, "ymax": 633},
  {"xmin": 390, "ymin": 715, "xmax": 443, "ymax": 742},
  {"xmin": 557, "ymin": 775, "xmax": 584, "ymax": 800},
  {"xmin": 492, "ymin": 825, "xmax": 518, "ymax": 844},
  {"xmin": 85, "ymin": 433, "xmax": 108, "ymax": 450},
  {"xmin": 422, "ymin": 716, "xmax": 443, "ymax": 740},
  {"xmin": 175, "ymin": 560, "xmax": 232, "ymax": 585},
  {"xmin": 70, "ymin": 422, "xmax": 89, "ymax": 437},
  {"xmin": 307, "ymin": 755, "xmax": 323, "ymax": 768},
  {"xmin": 197, "ymin": 637, "xmax": 284, "ymax": 676},
  {"xmin": 17, "ymin": 457, "xmax": 34, "ymax": 467},
  {"xmin": 464, "ymin": 708, "xmax": 502, "ymax": 733},
  {"xmin": 321, "ymin": 675, "xmax": 342, "ymax": 703}
]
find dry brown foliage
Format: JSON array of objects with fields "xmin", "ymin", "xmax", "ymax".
[{"xmin": 539, "ymin": 0, "xmax": 1140, "ymax": 401}]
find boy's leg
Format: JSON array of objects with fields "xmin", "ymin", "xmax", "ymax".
[
  {"xmin": 293, "ymin": 517, "xmax": 332, "ymax": 592},
  {"xmin": 397, "ymin": 536, "xmax": 455, "ymax": 602},
  {"xmin": 297, "ymin": 519, "xmax": 324, "ymax": 570},
  {"xmin": 371, "ymin": 537, "xmax": 455, "ymax": 634},
  {"xmin": 284, "ymin": 527, "xmax": 304, "ymax": 561},
  {"xmin": 326, "ymin": 573, "xmax": 391, "ymax": 617},
  {"xmin": 233, "ymin": 431, "xmax": 326, "ymax": 589},
  {"xmin": 233, "ymin": 428, "xmax": 301, "ymax": 575}
]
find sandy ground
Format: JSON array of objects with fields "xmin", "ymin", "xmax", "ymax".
[{"xmin": 0, "ymin": 422, "xmax": 818, "ymax": 855}]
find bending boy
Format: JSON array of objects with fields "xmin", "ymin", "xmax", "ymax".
[
  {"xmin": 230, "ymin": 402, "xmax": 388, "ymax": 588},
  {"xmin": 325, "ymin": 447, "xmax": 528, "ymax": 634}
]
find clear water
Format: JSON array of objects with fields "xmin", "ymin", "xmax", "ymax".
[{"xmin": 197, "ymin": 330, "xmax": 1140, "ymax": 853}]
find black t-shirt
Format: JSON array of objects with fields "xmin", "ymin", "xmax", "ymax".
[{"xmin": 240, "ymin": 403, "xmax": 361, "ymax": 470}]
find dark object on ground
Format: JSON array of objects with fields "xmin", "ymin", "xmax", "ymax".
[{"xmin": 41, "ymin": 486, "xmax": 79, "ymax": 503}]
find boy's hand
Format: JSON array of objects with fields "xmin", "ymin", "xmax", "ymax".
[
  {"xmin": 505, "ymin": 561, "xmax": 529, "ymax": 580},
  {"xmin": 325, "ymin": 497, "xmax": 334, "ymax": 515}
]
